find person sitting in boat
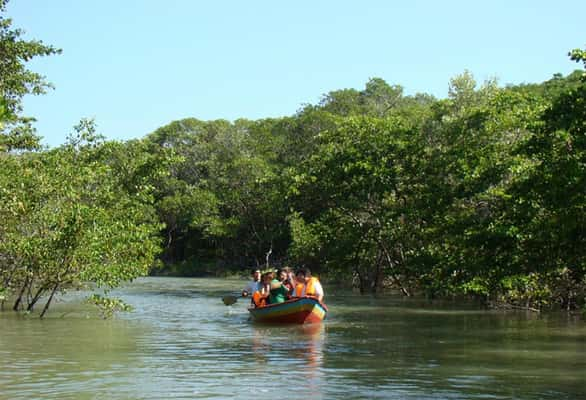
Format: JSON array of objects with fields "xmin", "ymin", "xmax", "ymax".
[
  {"xmin": 294, "ymin": 268, "xmax": 324, "ymax": 302},
  {"xmin": 252, "ymin": 271, "xmax": 272, "ymax": 307},
  {"xmin": 251, "ymin": 271, "xmax": 293, "ymax": 307},
  {"xmin": 242, "ymin": 268, "xmax": 261, "ymax": 298},
  {"xmin": 271, "ymin": 268, "xmax": 294, "ymax": 303},
  {"xmin": 279, "ymin": 267, "xmax": 296, "ymax": 297}
]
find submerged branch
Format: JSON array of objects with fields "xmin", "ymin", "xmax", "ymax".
[{"xmin": 39, "ymin": 283, "xmax": 60, "ymax": 319}]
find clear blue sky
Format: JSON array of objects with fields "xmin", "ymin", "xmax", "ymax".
[{"xmin": 7, "ymin": 0, "xmax": 586, "ymax": 147}]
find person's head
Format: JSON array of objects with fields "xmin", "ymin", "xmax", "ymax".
[
  {"xmin": 261, "ymin": 272, "xmax": 274, "ymax": 284},
  {"xmin": 276, "ymin": 268, "xmax": 287, "ymax": 282},
  {"xmin": 282, "ymin": 266, "xmax": 293, "ymax": 280},
  {"xmin": 251, "ymin": 268, "xmax": 261, "ymax": 282},
  {"xmin": 296, "ymin": 268, "xmax": 311, "ymax": 283},
  {"xmin": 295, "ymin": 269, "xmax": 306, "ymax": 282}
]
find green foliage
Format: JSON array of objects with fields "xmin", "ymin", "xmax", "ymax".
[
  {"xmin": 3, "ymin": 6, "xmax": 584, "ymax": 314},
  {"xmin": 0, "ymin": 0, "xmax": 61, "ymax": 151},
  {"xmin": 286, "ymin": 115, "xmax": 418, "ymax": 293},
  {"xmin": 86, "ymin": 294, "xmax": 133, "ymax": 319},
  {"xmin": 144, "ymin": 117, "xmax": 290, "ymax": 272},
  {"xmin": 502, "ymin": 73, "xmax": 586, "ymax": 309},
  {"xmin": 569, "ymin": 47, "xmax": 586, "ymax": 79},
  {"xmin": 133, "ymin": 62, "xmax": 585, "ymax": 310},
  {"xmin": 0, "ymin": 120, "xmax": 162, "ymax": 317},
  {"xmin": 317, "ymin": 77, "xmax": 435, "ymax": 120}
]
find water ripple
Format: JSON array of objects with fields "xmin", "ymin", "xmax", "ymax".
[{"xmin": 1, "ymin": 277, "xmax": 585, "ymax": 400}]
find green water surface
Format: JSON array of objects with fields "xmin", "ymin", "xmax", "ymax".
[{"xmin": 1, "ymin": 277, "xmax": 584, "ymax": 399}]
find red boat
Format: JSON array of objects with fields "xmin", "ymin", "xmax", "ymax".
[{"xmin": 248, "ymin": 296, "xmax": 328, "ymax": 324}]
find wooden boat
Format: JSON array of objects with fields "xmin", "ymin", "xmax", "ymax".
[{"xmin": 248, "ymin": 296, "xmax": 328, "ymax": 324}]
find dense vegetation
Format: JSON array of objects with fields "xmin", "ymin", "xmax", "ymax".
[
  {"xmin": 143, "ymin": 69, "xmax": 585, "ymax": 312},
  {"xmin": 1, "ymin": 1, "xmax": 584, "ymax": 315},
  {"xmin": 0, "ymin": 1, "xmax": 162, "ymax": 316}
]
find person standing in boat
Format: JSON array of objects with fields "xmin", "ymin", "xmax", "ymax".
[
  {"xmin": 294, "ymin": 268, "xmax": 324, "ymax": 302},
  {"xmin": 242, "ymin": 268, "xmax": 261, "ymax": 298}
]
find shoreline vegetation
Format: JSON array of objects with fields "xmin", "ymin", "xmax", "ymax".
[{"xmin": 1, "ymin": 1, "xmax": 585, "ymax": 317}]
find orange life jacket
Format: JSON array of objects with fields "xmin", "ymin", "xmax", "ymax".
[
  {"xmin": 306, "ymin": 277, "xmax": 318, "ymax": 296},
  {"xmin": 296, "ymin": 277, "xmax": 318, "ymax": 297},
  {"xmin": 252, "ymin": 288, "xmax": 269, "ymax": 307},
  {"xmin": 295, "ymin": 282, "xmax": 304, "ymax": 297}
]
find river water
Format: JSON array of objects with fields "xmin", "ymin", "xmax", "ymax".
[{"xmin": 0, "ymin": 277, "xmax": 584, "ymax": 399}]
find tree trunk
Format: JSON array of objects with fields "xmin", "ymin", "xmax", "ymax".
[
  {"xmin": 2, "ymin": 262, "xmax": 19, "ymax": 291},
  {"xmin": 358, "ymin": 274, "xmax": 366, "ymax": 294},
  {"xmin": 265, "ymin": 246, "xmax": 272, "ymax": 270},
  {"xmin": 40, "ymin": 283, "xmax": 59, "ymax": 319},
  {"xmin": 27, "ymin": 285, "xmax": 48, "ymax": 312},
  {"xmin": 12, "ymin": 277, "xmax": 29, "ymax": 311}
]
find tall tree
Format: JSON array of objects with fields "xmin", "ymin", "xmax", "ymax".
[
  {"xmin": 0, "ymin": 0, "xmax": 61, "ymax": 151},
  {"xmin": 0, "ymin": 121, "xmax": 163, "ymax": 317},
  {"xmin": 288, "ymin": 116, "xmax": 418, "ymax": 293}
]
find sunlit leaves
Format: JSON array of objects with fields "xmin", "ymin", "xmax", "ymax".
[
  {"xmin": 0, "ymin": 0, "xmax": 61, "ymax": 151},
  {"xmin": 0, "ymin": 120, "xmax": 162, "ymax": 317}
]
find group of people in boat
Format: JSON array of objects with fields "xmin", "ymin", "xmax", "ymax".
[{"xmin": 242, "ymin": 267, "xmax": 324, "ymax": 308}]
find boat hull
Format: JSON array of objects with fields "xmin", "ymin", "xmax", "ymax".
[{"xmin": 248, "ymin": 296, "xmax": 327, "ymax": 324}]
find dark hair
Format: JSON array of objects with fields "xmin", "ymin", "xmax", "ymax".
[
  {"xmin": 262, "ymin": 272, "xmax": 275, "ymax": 281},
  {"xmin": 251, "ymin": 268, "xmax": 261, "ymax": 275},
  {"xmin": 277, "ymin": 268, "xmax": 291, "ymax": 282},
  {"xmin": 295, "ymin": 268, "xmax": 306, "ymax": 277}
]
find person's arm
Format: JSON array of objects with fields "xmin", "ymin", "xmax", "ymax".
[
  {"xmin": 314, "ymin": 280, "xmax": 324, "ymax": 301},
  {"xmin": 269, "ymin": 281, "xmax": 283, "ymax": 290},
  {"xmin": 242, "ymin": 282, "xmax": 253, "ymax": 297},
  {"xmin": 260, "ymin": 283, "xmax": 270, "ymax": 297},
  {"xmin": 290, "ymin": 274, "xmax": 301, "ymax": 297}
]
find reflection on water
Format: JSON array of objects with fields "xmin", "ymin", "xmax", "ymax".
[
  {"xmin": 250, "ymin": 323, "xmax": 325, "ymax": 398},
  {"xmin": 1, "ymin": 277, "xmax": 585, "ymax": 399}
]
